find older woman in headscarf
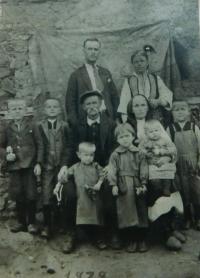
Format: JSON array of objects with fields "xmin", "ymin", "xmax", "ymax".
[{"xmin": 118, "ymin": 50, "xmax": 173, "ymax": 127}]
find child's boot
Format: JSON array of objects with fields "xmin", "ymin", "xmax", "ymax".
[
  {"xmin": 62, "ymin": 230, "xmax": 76, "ymax": 254},
  {"xmin": 27, "ymin": 200, "xmax": 38, "ymax": 235},
  {"xmin": 41, "ymin": 205, "xmax": 51, "ymax": 239}
]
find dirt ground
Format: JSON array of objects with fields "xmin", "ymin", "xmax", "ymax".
[{"xmin": 0, "ymin": 222, "xmax": 200, "ymax": 278}]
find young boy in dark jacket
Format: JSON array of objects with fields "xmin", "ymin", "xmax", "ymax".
[
  {"xmin": 0, "ymin": 99, "xmax": 42, "ymax": 234},
  {"xmin": 37, "ymin": 98, "xmax": 73, "ymax": 238}
]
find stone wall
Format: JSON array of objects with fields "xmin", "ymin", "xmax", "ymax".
[{"xmin": 0, "ymin": 0, "xmax": 199, "ymax": 109}]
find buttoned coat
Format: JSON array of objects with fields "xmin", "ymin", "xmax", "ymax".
[
  {"xmin": 37, "ymin": 119, "xmax": 73, "ymax": 170},
  {"xmin": 66, "ymin": 65, "xmax": 119, "ymax": 125},
  {"xmin": 0, "ymin": 117, "xmax": 42, "ymax": 171}
]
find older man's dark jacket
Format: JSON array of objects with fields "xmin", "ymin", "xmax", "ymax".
[
  {"xmin": 72, "ymin": 112, "xmax": 116, "ymax": 166},
  {"xmin": 66, "ymin": 64, "xmax": 119, "ymax": 126}
]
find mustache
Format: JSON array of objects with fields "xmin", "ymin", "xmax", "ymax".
[{"xmin": 86, "ymin": 107, "xmax": 98, "ymax": 113}]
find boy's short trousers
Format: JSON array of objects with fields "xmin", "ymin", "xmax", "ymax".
[{"xmin": 9, "ymin": 168, "xmax": 37, "ymax": 201}]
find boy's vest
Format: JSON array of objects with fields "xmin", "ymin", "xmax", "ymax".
[
  {"xmin": 38, "ymin": 121, "xmax": 66, "ymax": 170},
  {"xmin": 168, "ymin": 121, "xmax": 195, "ymax": 142}
]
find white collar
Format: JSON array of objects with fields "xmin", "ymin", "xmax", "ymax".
[
  {"xmin": 87, "ymin": 116, "xmax": 100, "ymax": 126},
  {"xmin": 178, "ymin": 121, "xmax": 186, "ymax": 129},
  {"xmin": 47, "ymin": 118, "xmax": 57, "ymax": 124},
  {"xmin": 85, "ymin": 63, "xmax": 98, "ymax": 69}
]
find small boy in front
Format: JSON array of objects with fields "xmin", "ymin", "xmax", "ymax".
[
  {"xmin": 0, "ymin": 99, "xmax": 42, "ymax": 234},
  {"xmin": 55, "ymin": 142, "xmax": 105, "ymax": 251},
  {"xmin": 37, "ymin": 98, "xmax": 73, "ymax": 238}
]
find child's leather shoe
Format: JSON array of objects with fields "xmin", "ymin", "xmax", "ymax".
[
  {"xmin": 28, "ymin": 224, "xmax": 38, "ymax": 235},
  {"xmin": 10, "ymin": 223, "xmax": 27, "ymax": 233},
  {"xmin": 41, "ymin": 226, "xmax": 50, "ymax": 239}
]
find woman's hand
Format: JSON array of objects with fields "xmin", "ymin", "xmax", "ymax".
[
  {"xmin": 159, "ymin": 98, "xmax": 168, "ymax": 107},
  {"xmin": 149, "ymin": 99, "xmax": 160, "ymax": 109}
]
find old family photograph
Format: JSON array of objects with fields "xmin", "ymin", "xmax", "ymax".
[{"xmin": 0, "ymin": 1, "xmax": 200, "ymax": 277}]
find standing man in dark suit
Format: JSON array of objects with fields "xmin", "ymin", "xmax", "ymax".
[{"xmin": 66, "ymin": 38, "xmax": 119, "ymax": 126}]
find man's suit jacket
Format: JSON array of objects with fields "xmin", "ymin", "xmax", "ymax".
[
  {"xmin": 66, "ymin": 64, "xmax": 119, "ymax": 125},
  {"xmin": 0, "ymin": 118, "xmax": 42, "ymax": 171},
  {"xmin": 73, "ymin": 112, "xmax": 116, "ymax": 166},
  {"xmin": 37, "ymin": 119, "xmax": 74, "ymax": 170}
]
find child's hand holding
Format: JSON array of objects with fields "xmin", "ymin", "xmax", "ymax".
[
  {"xmin": 112, "ymin": 185, "xmax": 119, "ymax": 196},
  {"xmin": 34, "ymin": 163, "xmax": 41, "ymax": 177},
  {"xmin": 6, "ymin": 153, "xmax": 16, "ymax": 162},
  {"xmin": 6, "ymin": 146, "xmax": 16, "ymax": 162},
  {"xmin": 102, "ymin": 166, "xmax": 109, "ymax": 179},
  {"xmin": 136, "ymin": 184, "xmax": 147, "ymax": 196}
]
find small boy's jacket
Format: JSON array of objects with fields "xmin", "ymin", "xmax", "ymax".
[
  {"xmin": 37, "ymin": 119, "xmax": 73, "ymax": 170},
  {"xmin": 0, "ymin": 117, "xmax": 43, "ymax": 171}
]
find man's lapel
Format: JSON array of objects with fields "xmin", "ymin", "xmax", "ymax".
[
  {"xmin": 41, "ymin": 120, "xmax": 49, "ymax": 140},
  {"xmin": 20, "ymin": 118, "xmax": 31, "ymax": 134},
  {"xmin": 54, "ymin": 120, "xmax": 62, "ymax": 138},
  {"xmin": 80, "ymin": 65, "xmax": 92, "ymax": 90},
  {"xmin": 98, "ymin": 66, "xmax": 107, "ymax": 90}
]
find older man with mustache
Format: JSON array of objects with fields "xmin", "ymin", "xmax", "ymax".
[{"xmin": 59, "ymin": 90, "xmax": 118, "ymax": 253}]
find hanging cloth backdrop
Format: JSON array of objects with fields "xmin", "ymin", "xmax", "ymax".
[{"xmin": 28, "ymin": 20, "xmax": 181, "ymax": 114}]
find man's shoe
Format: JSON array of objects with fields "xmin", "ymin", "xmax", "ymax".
[
  {"xmin": 10, "ymin": 223, "xmax": 27, "ymax": 233},
  {"xmin": 166, "ymin": 236, "xmax": 182, "ymax": 251},
  {"xmin": 27, "ymin": 224, "xmax": 38, "ymax": 235}
]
